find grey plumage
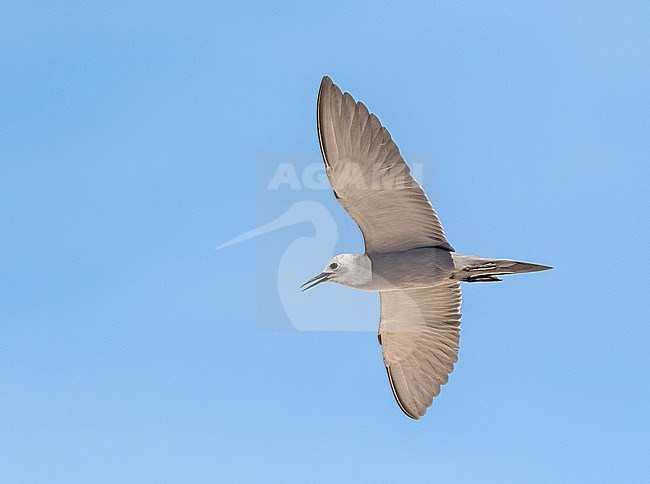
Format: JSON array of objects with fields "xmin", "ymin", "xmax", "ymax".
[{"xmin": 303, "ymin": 76, "xmax": 551, "ymax": 419}]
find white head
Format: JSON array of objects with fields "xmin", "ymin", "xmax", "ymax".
[{"xmin": 301, "ymin": 253, "xmax": 372, "ymax": 291}]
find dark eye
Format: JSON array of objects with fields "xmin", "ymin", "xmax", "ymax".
[{"xmin": 329, "ymin": 262, "xmax": 339, "ymax": 270}]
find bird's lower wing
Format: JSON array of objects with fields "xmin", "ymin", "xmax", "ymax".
[{"xmin": 379, "ymin": 282, "xmax": 462, "ymax": 419}]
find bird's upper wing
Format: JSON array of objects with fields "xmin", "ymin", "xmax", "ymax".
[
  {"xmin": 317, "ymin": 76, "xmax": 453, "ymax": 253},
  {"xmin": 379, "ymin": 281, "xmax": 462, "ymax": 419}
]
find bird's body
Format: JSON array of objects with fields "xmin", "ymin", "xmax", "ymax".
[
  {"xmin": 302, "ymin": 76, "xmax": 551, "ymax": 419},
  {"xmin": 319, "ymin": 249, "xmax": 549, "ymax": 292},
  {"xmin": 365, "ymin": 248, "xmax": 454, "ymax": 291}
]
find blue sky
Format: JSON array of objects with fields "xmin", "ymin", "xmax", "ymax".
[{"xmin": 2, "ymin": 1, "xmax": 649, "ymax": 482}]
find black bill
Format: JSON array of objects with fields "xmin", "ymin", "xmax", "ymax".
[{"xmin": 300, "ymin": 272, "xmax": 330, "ymax": 291}]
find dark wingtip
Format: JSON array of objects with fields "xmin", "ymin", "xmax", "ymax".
[
  {"xmin": 320, "ymin": 76, "xmax": 332, "ymax": 88},
  {"xmin": 318, "ymin": 76, "xmax": 332, "ymax": 105},
  {"xmin": 386, "ymin": 366, "xmax": 422, "ymax": 420}
]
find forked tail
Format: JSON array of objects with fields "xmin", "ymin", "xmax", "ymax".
[{"xmin": 451, "ymin": 254, "xmax": 552, "ymax": 282}]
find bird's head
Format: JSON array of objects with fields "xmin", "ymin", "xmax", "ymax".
[{"xmin": 301, "ymin": 253, "xmax": 371, "ymax": 291}]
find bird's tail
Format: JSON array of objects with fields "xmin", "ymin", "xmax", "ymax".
[{"xmin": 450, "ymin": 254, "xmax": 552, "ymax": 282}]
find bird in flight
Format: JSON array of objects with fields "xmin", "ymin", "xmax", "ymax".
[{"xmin": 302, "ymin": 76, "xmax": 551, "ymax": 419}]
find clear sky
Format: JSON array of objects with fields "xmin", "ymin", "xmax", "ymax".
[{"xmin": 2, "ymin": 1, "xmax": 649, "ymax": 482}]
